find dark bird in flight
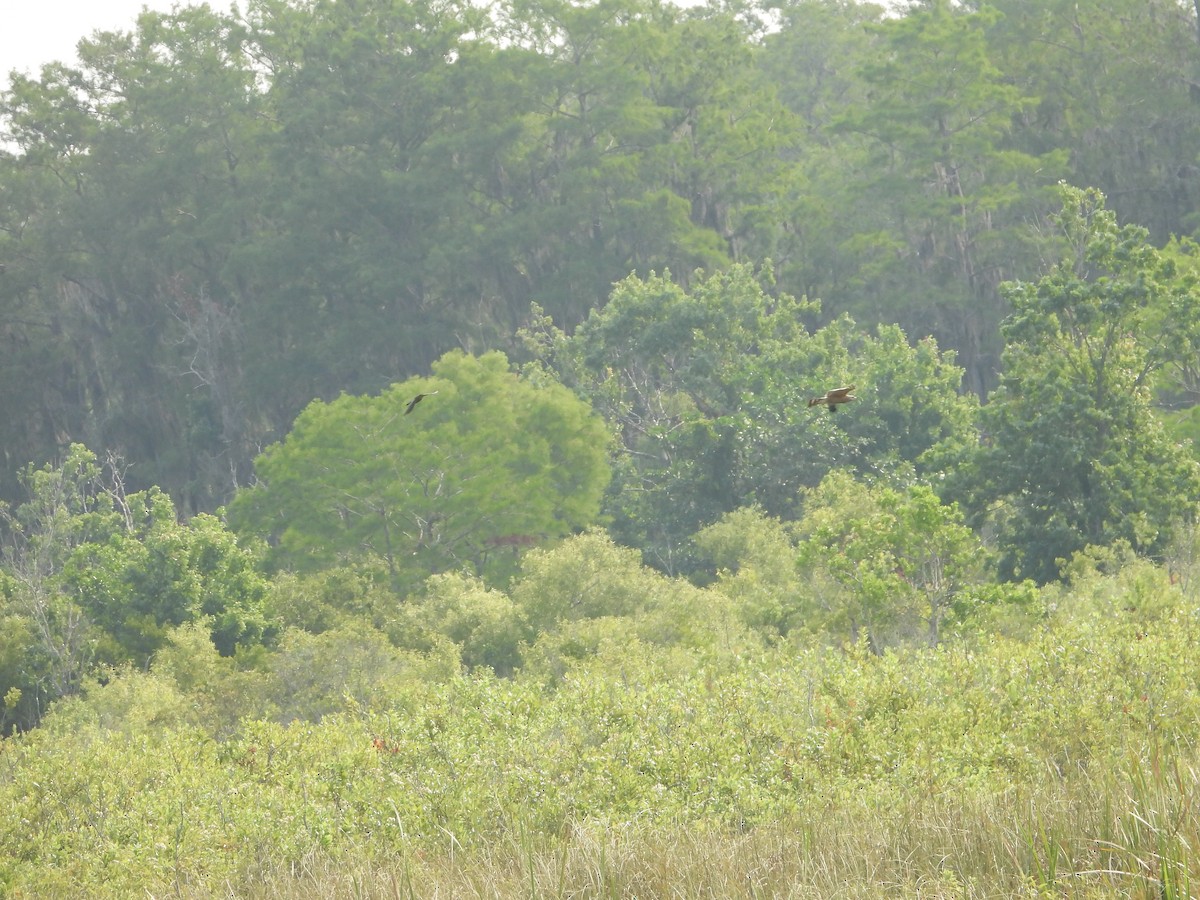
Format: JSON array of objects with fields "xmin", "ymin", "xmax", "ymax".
[
  {"xmin": 807, "ymin": 385, "xmax": 857, "ymax": 412},
  {"xmin": 404, "ymin": 391, "xmax": 438, "ymax": 415}
]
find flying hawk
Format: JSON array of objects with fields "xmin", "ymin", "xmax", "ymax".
[
  {"xmin": 404, "ymin": 391, "xmax": 438, "ymax": 415},
  {"xmin": 807, "ymin": 385, "xmax": 857, "ymax": 412}
]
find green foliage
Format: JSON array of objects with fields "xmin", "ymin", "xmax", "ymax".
[
  {"xmin": 151, "ymin": 622, "xmax": 273, "ymax": 736},
  {"xmin": 0, "ymin": 6, "xmax": 267, "ymax": 507},
  {"xmin": 692, "ymin": 506, "xmax": 805, "ymax": 637},
  {"xmin": 0, "ymin": 609, "xmax": 35, "ymax": 733},
  {"xmin": 0, "ymin": 445, "xmax": 115, "ymax": 718},
  {"xmin": 794, "ymin": 470, "xmax": 987, "ymax": 648},
  {"xmin": 767, "ymin": 0, "xmax": 1066, "ymax": 395},
  {"xmin": 395, "ymin": 572, "xmax": 528, "ymax": 675},
  {"xmin": 228, "ymin": 350, "xmax": 611, "ymax": 589},
  {"xmin": 265, "ymin": 623, "xmax": 457, "ymax": 724},
  {"xmin": 7, "ymin": 5, "xmax": 1200, "ymax": 890},
  {"xmin": 953, "ymin": 186, "xmax": 1200, "ymax": 582},
  {"xmin": 511, "ymin": 531, "xmax": 653, "ymax": 628},
  {"xmin": 732, "ymin": 318, "xmax": 979, "ymax": 514},
  {"xmin": 0, "ymin": 446, "xmax": 271, "ymax": 731},
  {"xmin": 1, "ymin": 568, "xmax": 1200, "ymax": 896},
  {"xmin": 526, "ymin": 266, "xmax": 976, "ymax": 571},
  {"xmin": 41, "ymin": 665, "xmax": 195, "ymax": 738},
  {"xmin": 985, "ymin": 0, "xmax": 1200, "ymax": 243},
  {"xmin": 60, "ymin": 490, "xmax": 270, "ymax": 661},
  {"xmin": 512, "ymin": 529, "xmax": 751, "ymax": 676},
  {"xmin": 262, "ymin": 561, "xmax": 398, "ymax": 635},
  {"xmin": 0, "ymin": 0, "xmax": 789, "ymax": 512},
  {"xmin": 3, "ymin": 0, "xmax": 1200, "ymax": 516},
  {"xmin": 1, "ymin": 444, "xmax": 117, "ymax": 579}
]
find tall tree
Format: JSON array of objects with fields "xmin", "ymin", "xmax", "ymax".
[
  {"xmin": 237, "ymin": 0, "xmax": 495, "ymax": 399},
  {"xmin": 227, "ymin": 350, "xmax": 611, "ymax": 590},
  {"xmin": 982, "ymin": 0, "xmax": 1200, "ymax": 242},
  {"xmin": 952, "ymin": 185, "xmax": 1200, "ymax": 582},
  {"xmin": 753, "ymin": 0, "xmax": 884, "ymax": 304},
  {"xmin": 483, "ymin": 0, "xmax": 776, "ymax": 326},
  {"xmin": 827, "ymin": 0, "xmax": 1065, "ymax": 396},
  {"xmin": 0, "ymin": 5, "xmax": 264, "ymax": 510},
  {"xmin": 524, "ymin": 265, "xmax": 976, "ymax": 572}
]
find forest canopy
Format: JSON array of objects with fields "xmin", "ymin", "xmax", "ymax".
[
  {"xmin": 2, "ymin": 0, "xmax": 1200, "ymax": 736},
  {"xmin": 3, "ymin": 0, "xmax": 1199, "ymax": 510}
]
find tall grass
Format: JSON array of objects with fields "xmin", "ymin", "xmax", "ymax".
[{"xmin": 187, "ymin": 746, "xmax": 1197, "ymax": 899}]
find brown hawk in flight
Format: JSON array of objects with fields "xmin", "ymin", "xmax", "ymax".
[{"xmin": 807, "ymin": 385, "xmax": 857, "ymax": 412}]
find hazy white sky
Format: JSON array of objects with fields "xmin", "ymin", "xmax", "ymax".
[
  {"xmin": 0, "ymin": 0, "xmax": 235, "ymax": 83},
  {"xmin": 0, "ymin": 0, "xmax": 748, "ymax": 89}
]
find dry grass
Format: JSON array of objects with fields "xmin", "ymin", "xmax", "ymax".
[{"xmin": 187, "ymin": 753, "xmax": 1197, "ymax": 900}]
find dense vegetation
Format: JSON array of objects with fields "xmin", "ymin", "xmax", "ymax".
[
  {"xmin": 3, "ymin": 0, "xmax": 1200, "ymax": 896},
  {"xmin": 3, "ymin": 547, "xmax": 1200, "ymax": 896},
  {"xmin": 3, "ymin": 0, "xmax": 1200, "ymax": 509}
]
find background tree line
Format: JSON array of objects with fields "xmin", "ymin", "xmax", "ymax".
[
  {"xmin": 3, "ymin": 0, "xmax": 1200, "ymax": 733},
  {"xmin": 2, "ymin": 0, "xmax": 1199, "ymax": 511},
  {"xmin": 4, "ymin": 186, "xmax": 1199, "ymax": 731}
]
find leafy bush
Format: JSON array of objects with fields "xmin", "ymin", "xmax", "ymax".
[
  {"xmin": 793, "ymin": 470, "xmax": 989, "ymax": 649},
  {"xmin": 263, "ymin": 561, "xmax": 397, "ymax": 634},
  {"xmin": 511, "ymin": 531, "xmax": 656, "ymax": 628},
  {"xmin": 0, "ymin": 447, "xmax": 271, "ymax": 731},
  {"xmin": 2, "ymin": 565, "xmax": 1200, "ymax": 895},
  {"xmin": 393, "ymin": 571, "xmax": 529, "ymax": 675},
  {"xmin": 264, "ymin": 623, "xmax": 459, "ymax": 724},
  {"xmin": 693, "ymin": 506, "xmax": 806, "ymax": 636}
]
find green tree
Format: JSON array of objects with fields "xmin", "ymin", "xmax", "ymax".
[
  {"xmin": 793, "ymin": 470, "xmax": 984, "ymax": 649},
  {"xmin": 237, "ymin": 0, "xmax": 495, "ymax": 400},
  {"xmin": 525, "ymin": 265, "xmax": 975, "ymax": 572},
  {"xmin": 1154, "ymin": 236, "xmax": 1200, "ymax": 409},
  {"xmin": 984, "ymin": 0, "xmax": 1200, "ymax": 242},
  {"xmin": 827, "ymin": 0, "xmax": 1065, "ymax": 396},
  {"xmin": 0, "ymin": 445, "xmax": 269, "ymax": 730},
  {"xmin": 262, "ymin": 562, "xmax": 397, "ymax": 636},
  {"xmin": 522, "ymin": 265, "xmax": 810, "ymax": 570},
  {"xmin": 484, "ymin": 0, "xmax": 759, "ymax": 325},
  {"xmin": 512, "ymin": 530, "xmax": 652, "ymax": 629},
  {"xmin": 58, "ymin": 489, "xmax": 270, "ymax": 662},
  {"xmin": 0, "ymin": 446, "xmax": 119, "ymax": 712},
  {"xmin": 228, "ymin": 350, "xmax": 611, "ymax": 589},
  {"xmin": 753, "ymin": 0, "xmax": 884, "ymax": 315},
  {"xmin": 0, "ymin": 6, "xmax": 266, "ymax": 511},
  {"xmin": 955, "ymin": 185, "xmax": 1200, "ymax": 583}
]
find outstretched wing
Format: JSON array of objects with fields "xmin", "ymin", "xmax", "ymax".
[
  {"xmin": 404, "ymin": 390, "xmax": 439, "ymax": 415},
  {"xmin": 807, "ymin": 385, "xmax": 857, "ymax": 408}
]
